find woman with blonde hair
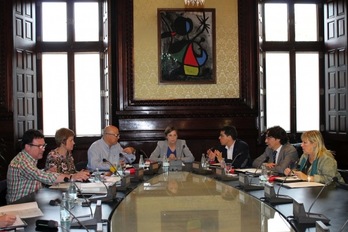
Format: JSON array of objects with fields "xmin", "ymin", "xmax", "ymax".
[{"xmin": 284, "ymin": 130, "xmax": 344, "ymax": 184}]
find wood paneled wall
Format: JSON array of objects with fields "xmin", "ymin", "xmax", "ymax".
[
  {"xmin": 1, "ymin": 0, "xmax": 348, "ymax": 180},
  {"xmin": 109, "ymin": 0, "xmax": 261, "ymax": 163}
]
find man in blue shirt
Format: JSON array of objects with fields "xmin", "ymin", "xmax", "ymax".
[{"xmin": 87, "ymin": 125, "xmax": 136, "ymax": 171}]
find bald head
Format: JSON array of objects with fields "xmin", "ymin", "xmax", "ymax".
[{"xmin": 103, "ymin": 125, "xmax": 120, "ymax": 146}]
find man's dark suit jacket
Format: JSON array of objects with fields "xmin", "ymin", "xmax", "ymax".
[{"xmin": 212, "ymin": 139, "xmax": 251, "ymax": 168}]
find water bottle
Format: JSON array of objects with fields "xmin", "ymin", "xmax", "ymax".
[
  {"xmin": 260, "ymin": 164, "xmax": 268, "ymax": 184},
  {"xmin": 68, "ymin": 179, "xmax": 77, "ymax": 205},
  {"xmin": 261, "ymin": 164, "xmax": 268, "ymax": 178},
  {"xmin": 139, "ymin": 154, "xmax": 145, "ymax": 168},
  {"xmin": 201, "ymin": 153, "xmax": 206, "ymax": 169},
  {"xmin": 220, "ymin": 158, "xmax": 226, "ymax": 169},
  {"xmin": 94, "ymin": 168, "xmax": 101, "ymax": 182},
  {"xmin": 162, "ymin": 155, "xmax": 169, "ymax": 173},
  {"xmin": 60, "ymin": 192, "xmax": 71, "ymax": 231}
]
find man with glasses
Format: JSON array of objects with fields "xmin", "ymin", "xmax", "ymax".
[
  {"xmin": 6, "ymin": 129, "xmax": 89, "ymax": 203},
  {"xmin": 87, "ymin": 125, "xmax": 136, "ymax": 171},
  {"xmin": 252, "ymin": 126, "xmax": 298, "ymax": 174}
]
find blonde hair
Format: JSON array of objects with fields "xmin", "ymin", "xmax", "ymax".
[{"xmin": 301, "ymin": 130, "xmax": 334, "ymax": 159}]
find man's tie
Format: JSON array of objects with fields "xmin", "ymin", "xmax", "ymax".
[{"xmin": 272, "ymin": 151, "xmax": 277, "ymax": 164}]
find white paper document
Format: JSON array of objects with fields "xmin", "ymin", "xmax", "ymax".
[
  {"xmin": 235, "ymin": 168, "xmax": 262, "ymax": 174},
  {"xmin": 0, "ymin": 201, "xmax": 43, "ymax": 218},
  {"xmin": 275, "ymin": 176, "xmax": 302, "ymax": 183},
  {"xmin": 282, "ymin": 182, "xmax": 324, "ymax": 188},
  {"xmin": 50, "ymin": 179, "xmax": 119, "ymax": 194}
]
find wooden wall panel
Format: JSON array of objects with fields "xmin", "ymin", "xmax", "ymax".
[
  {"xmin": 324, "ymin": 0, "xmax": 348, "ymax": 168},
  {"xmin": 110, "ymin": 0, "xmax": 260, "ymax": 162}
]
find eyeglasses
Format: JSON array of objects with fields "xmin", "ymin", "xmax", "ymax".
[
  {"xmin": 106, "ymin": 133, "xmax": 120, "ymax": 138},
  {"xmin": 265, "ymin": 136, "xmax": 274, "ymax": 140},
  {"xmin": 29, "ymin": 143, "xmax": 47, "ymax": 149}
]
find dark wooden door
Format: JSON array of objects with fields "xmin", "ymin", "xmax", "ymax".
[{"xmin": 12, "ymin": 0, "xmax": 37, "ymax": 138}]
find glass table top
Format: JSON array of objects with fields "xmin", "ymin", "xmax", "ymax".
[{"xmin": 110, "ymin": 171, "xmax": 295, "ymax": 232}]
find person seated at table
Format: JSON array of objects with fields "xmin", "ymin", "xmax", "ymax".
[
  {"xmin": 252, "ymin": 126, "xmax": 298, "ymax": 174},
  {"xmin": 207, "ymin": 125, "xmax": 250, "ymax": 168},
  {"xmin": 0, "ymin": 213, "xmax": 16, "ymax": 228},
  {"xmin": 6, "ymin": 129, "xmax": 89, "ymax": 204},
  {"xmin": 284, "ymin": 130, "xmax": 344, "ymax": 184},
  {"xmin": 45, "ymin": 128, "xmax": 89, "ymax": 177},
  {"xmin": 87, "ymin": 125, "xmax": 136, "ymax": 171},
  {"xmin": 149, "ymin": 126, "xmax": 195, "ymax": 163}
]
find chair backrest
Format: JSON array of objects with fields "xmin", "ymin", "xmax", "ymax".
[
  {"xmin": 75, "ymin": 160, "xmax": 88, "ymax": 171},
  {"xmin": 292, "ymin": 143, "xmax": 303, "ymax": 158},
  {"xmin": 338, "ymin": 169, "xmax": 348, "ymax": 184}
]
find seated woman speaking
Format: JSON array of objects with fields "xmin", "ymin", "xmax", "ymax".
[{"xmin": 149, "ymin": 126, "xmax": 195, "ymax": 163}]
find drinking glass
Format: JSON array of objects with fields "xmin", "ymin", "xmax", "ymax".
[{"xmin": 225, "ymin": 163, "xmax": 232, "ymax": 175}]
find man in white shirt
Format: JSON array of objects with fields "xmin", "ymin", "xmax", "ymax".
[{"xmin": 207, "ymin": 126, "xmax": 250, "ymax": 168}]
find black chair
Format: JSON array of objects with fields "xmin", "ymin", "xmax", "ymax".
[
  {"xmin": 75, "ymin": 160, "xmax": 88, "ymax": 171},
  {"xmin": 338, "ymin": 169, "xmax": 348, "ymax": 184},
  {"xmin": 0, "ymin": 179, "xmax": 7, "ymax": 206},
  {"xmin": 292, "ymin": 143, "xmax": 303, "ymax": 158}
]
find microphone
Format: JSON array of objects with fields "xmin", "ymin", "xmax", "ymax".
[
  {"xmin": 238, "ymin": 157, "xmax": 269, "ymax": 191},
  {"xmin": 250, "ymin": 156, "xmax": 270, "ymax": 177},
  {"xmin": 307, "ymin": 179, "xmax": 333, "ymax": 214},
  {"xmin": 168, "ymin": 145, "xmax": 185, "ymax": 171},
  {"xmin": 274, "ymin": 160, "xmax": 299, "ymax": 196},
  {"xmin": 88, "ymin": 173, "xmax": 117, "ymax": 203},
  {"xmin": 338, "ymin": 216, "xmax": 348, "ymax": 232},
  {"xmin": 230, "ymin": 152, "xmax": 242, "ymax": 168},
  {"xmin": 63, "ymin": 177, "xmax": 93, "ymax": 215},
  {"xmin": 138, "ymin": 149, "xmax": 148, "ymax": 159},
  {"xmin": 60, "ymin": 199, "xmax": 97, "ymax": 231},
  {"xmin": 61, "ymin": 177, "xmax": 93, "ymax": 217},
  {"xmin": 214, "ymin": 153, "xmax": 241, "ymax": 181},
  {"xmin": 263, "ymin": 180, "xmax": 293, "ymax": 205},
  {"xmin": 49, "ymin": 198, "xmax": 61, "ymax": 206},
  {"xmin": 35, "ymin": 219, "xmax": 58, "ymax": 229},
  {"xmin": 73, "ymin": 182, "xmax": 93, "ymax": 215},
  {"xmin": 141, "ymin": 150, "xmax": 160, "ymax": 175},
  {"xmin": 102, "ymin": 158, "xmax": 122, "ymax": 177},
  {"xmin": 102, "ymin": 158, "xmax": 131, "ymax": 191},
  {"xmin": 293, "ymin": 179, "xmax": 333, "ymax": 224}
]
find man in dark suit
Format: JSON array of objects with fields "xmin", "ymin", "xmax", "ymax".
[
  {"xmin": 207, "ymin": 126, "xmax": 250, "ymax": 168},
  {"xmin": 252, "ymin": 126, "xmax": 298, "ymax": 174}
]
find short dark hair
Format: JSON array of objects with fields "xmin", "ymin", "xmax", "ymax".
[
  {"xmin": 21, "ymin": 129, "xmax": 45, "ymax": 149},
  {"xmin": 266, "ymin": 126, "xmax": 288, "ymax": 145},
  {"xmin": 164, "ymin": 126, "xmax": 177, "ymax": 136},
  {"xmin": 221, "ymin": 126, "xmax": 238, "ymax": 140}
]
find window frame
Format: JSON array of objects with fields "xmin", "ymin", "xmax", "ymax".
[
  {"xmin": 258, "ymin": 0, "xmax": 325, "ymax": 140},
  {"xmin": 36, "ymin": 0, "xmax": 106, "ymax": 136}
]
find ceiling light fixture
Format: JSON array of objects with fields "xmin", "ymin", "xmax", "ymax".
[{"xmin": 184, "ymin": 0, "xmax": 205, "ymax": 6}]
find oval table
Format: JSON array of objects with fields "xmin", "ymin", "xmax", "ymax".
[{"xmin": 110, "ymin": 171, "xmax": 295, "ymax": 232}]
